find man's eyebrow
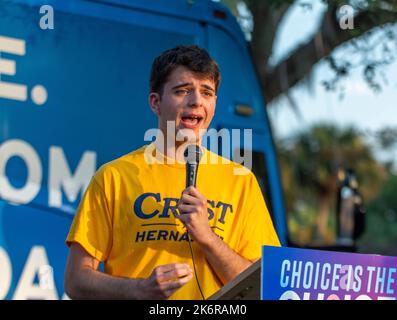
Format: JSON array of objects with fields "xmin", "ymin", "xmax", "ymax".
[
  {"xmin": 201, "ymin": 84, "xmax": 215, "ymax": 92},
  {"xmin": 171, "ymin": 83, "xmax": 215, "ymax": 92},
  {"xmin": 171, "ymin": 83, "xmax": 192, "ymax": 90}
]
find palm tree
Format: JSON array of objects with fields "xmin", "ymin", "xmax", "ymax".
[{"xmin": 278, "ymin": 123, "xmax": 386, "ymax": 243}]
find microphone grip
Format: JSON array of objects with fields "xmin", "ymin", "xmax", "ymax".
[{"xmin": 186, "ymin": 163, "xmax": 198, "ymax": 188}]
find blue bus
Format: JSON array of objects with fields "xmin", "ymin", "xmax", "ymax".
[{"xmin": 0, "ymin": 0, "xmax": 287, "ymax": 299}]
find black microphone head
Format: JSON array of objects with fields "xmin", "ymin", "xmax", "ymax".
[{"xmin": 184, "ymin": 144, "xmax": 203, "ymax": 164}]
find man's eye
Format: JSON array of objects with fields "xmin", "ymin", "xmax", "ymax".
[
  {"xmin": 202, "ymin": 91, "xmax": 213, "ymax": 97},
  {"xmin": 176, "ymin": 89, "xmax": 189, "ymax": 95}
]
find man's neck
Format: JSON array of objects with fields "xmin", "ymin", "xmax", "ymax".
[{"xmin": 153, "ymin": 136, "xmax": 201, "ymax": 164}]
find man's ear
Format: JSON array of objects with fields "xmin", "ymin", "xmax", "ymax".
[{"xmin": 148, "ymin": 92, "xmax": 161, "ymax": 116}]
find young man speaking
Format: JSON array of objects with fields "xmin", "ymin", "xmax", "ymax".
[{"xmin": 64, "ymin": 45, "xmax": 280, "ymax": 300}]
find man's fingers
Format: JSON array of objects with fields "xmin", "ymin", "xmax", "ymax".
[
  {"xmin": 177, "ymin": 204, "xmax": 197, "ymax": 214},
  {"xmin": 179, "ymin": 193, "xmax": 200, "ymax": 205},
  {"xmin": 179, "ymin": 190, "xmax": 207, "ymax": 211},
  {"xmin": 155, "ymin": 263, "xmax": 189, "ymax": 273},
  {"xmin": 183, "ymin": 186, "xmax": 206, "ymax": 200},
  {"xmin": 163, "ymin": 264, "xmax": 192, "ymax": 279},
  {"xmin": 154, "ymin": 263, "xmax": 192, "ymax": 283},
  {"xmin": 161, "ymin": 273, "xmax": 194, "ymax": 295}
]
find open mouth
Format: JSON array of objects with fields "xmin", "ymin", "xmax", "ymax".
[{"xmin": 181, "ymin": 115, "xmax": 204, "ymax": 128}]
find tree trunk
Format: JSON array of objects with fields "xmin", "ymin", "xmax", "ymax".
[{"xmin": 315, "ymin": 193, "xmax": 333, "ymax": 242}]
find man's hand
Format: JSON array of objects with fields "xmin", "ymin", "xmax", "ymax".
[
  {"xmin": 176, "ymin": 187, "xmax": 253, "ymax": 285},
  {"xmin": 177, "ymin": 186, "xmax": 215, "ymax": 246},
  {"xmin": 138, "ymin": 263, "xmax": 193, "ymax": 299},
  {"xmin": 65, "ymin": 243, "xmax": 193, "ymax": 299}
]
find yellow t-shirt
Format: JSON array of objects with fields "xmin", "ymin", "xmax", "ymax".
[{"xmin": 66, "ymin": 143, "xmax": 280, "ymax": 299}]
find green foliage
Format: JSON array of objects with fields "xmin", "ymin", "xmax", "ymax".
[
  {"xmin": 278, "ymin": 123, "xmax": 384, "ymax": 201},
  {"xmin": 277, "ymin": 123, "xmax": 386, "ymax": 244},
  {"xmin": 358, "ymin": 174, "xmax": 397, "ymax": 254},
  {"xmin": 375, "ymin": 126, "xmax": 397, "ymax": 150}
]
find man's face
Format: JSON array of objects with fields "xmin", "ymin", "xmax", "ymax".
[{"xmin": 149, "ymin": 66, "xmax": 217, "ymax": 145}]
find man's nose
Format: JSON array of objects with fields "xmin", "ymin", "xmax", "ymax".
[{"xmin": 187, "ymin": 89, "xmax": 202, "ymax": 108}]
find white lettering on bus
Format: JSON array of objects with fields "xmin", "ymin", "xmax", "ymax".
[
  {"xmin": 0, "ymin": 247, "xmax": 12, "ymax": 299},
  {"xmin": 0, "ymin": 34, "xmax": 47, "ymax": 105},
  {"xmin": 13, "ymin": 246, "xmax": 58, "ymax": 300},
  {"xmin": 0, "ymin": 139, "xmax": 96, "ymax": 208}
]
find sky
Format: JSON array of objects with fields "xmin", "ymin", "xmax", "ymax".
[{"xmin": 265, "ymin": 0, "xmax": 397, "ymax": 168}]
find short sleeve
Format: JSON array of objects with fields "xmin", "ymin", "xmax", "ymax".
[
  {"xmin": 237, "ymin": 173, "xmax": 281, "ymax": 261},
  {"xmin": 66, "ymin": 174, "xmax": 113, "ymax": 262}
]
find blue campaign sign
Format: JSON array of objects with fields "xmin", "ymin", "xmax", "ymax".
[{"xmin": 261, "ymin": 246, "xmax": 397, "ymax": 300}]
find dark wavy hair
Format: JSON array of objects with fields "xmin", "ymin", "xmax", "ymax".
[{"xmin": 150, "ymin": 45, "xmax": 221, "ymax": 96}]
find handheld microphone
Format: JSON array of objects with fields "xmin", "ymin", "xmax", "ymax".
[
  {"xmin": 184, "ymin": 144, "xmax": 203, "ymax": 188},
  {"xmin": 182, "ymin": 144, "xmax": 206, "ymax": 300}
]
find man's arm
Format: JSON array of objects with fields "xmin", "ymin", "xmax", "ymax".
[
  {"xmin": 197, "ymin": 230, "xmax": 253, "ymax": 284},
  {"xmin": 64, "ymin": 242, "xmax": 193, "ymax": 299},
  {"xmin": 177, "ymin": 187, "xmax": 252, "ymax": 285}
]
